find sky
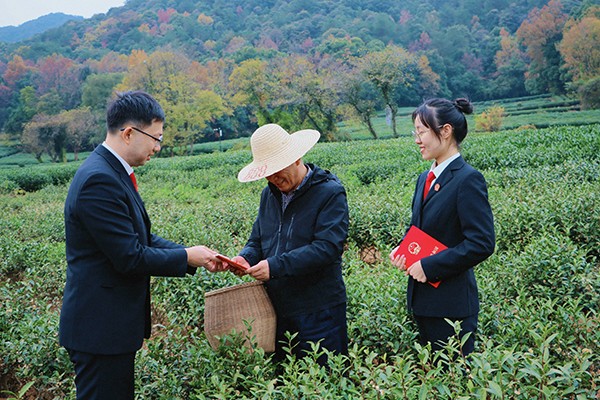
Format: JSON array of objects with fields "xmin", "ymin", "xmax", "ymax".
[{"xmin": 0, "ymin": 0, "xmax": 126, "ymax": 27}]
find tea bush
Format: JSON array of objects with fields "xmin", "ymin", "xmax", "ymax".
[{"xmin": 1, "ymin": 125, "xmax": 599, "ymax": 398}]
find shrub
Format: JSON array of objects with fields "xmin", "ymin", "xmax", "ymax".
[
  {"xmin": 7, "ymin": 168, "xmax": 53, "ymax": 192},
  {"xmin": 475, "ymin": 105, "xmax": 505, "ymax": 132},
  {"xmin": 578, "ymin": 77, "xmax": 600, "ymax": 109},
  {"xmin": 0, "ymin": 179, "xmax": 18, "ymax": 195}
]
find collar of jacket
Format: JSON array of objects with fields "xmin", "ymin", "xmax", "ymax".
[{"xmin": 267, "ymin": 163, "xmax": 332, "ymax": 200}]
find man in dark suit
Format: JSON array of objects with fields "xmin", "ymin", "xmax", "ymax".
[{"xmin": 59, "ymin": 91, "xmax": 223, "ymax": 399}]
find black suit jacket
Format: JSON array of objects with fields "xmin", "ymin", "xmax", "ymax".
[
  {"xmin": 407, "ymin": 156, "xmax": 495, "ymax": 318},
  {"xmin": 59, "ymin": 145, "xmax": 190, "ymax": 355}
]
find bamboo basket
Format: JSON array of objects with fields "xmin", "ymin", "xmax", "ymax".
[{"xmin": 204, "ymin": 281, "xmax": 276, "ymax": 352}]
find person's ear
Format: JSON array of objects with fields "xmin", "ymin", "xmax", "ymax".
[
  {"xmin": 440, "ymin": 124, "xmax": 453, "ymax": 140},
  {"xmin": 120, "ymin": 127, "xmax": 133, "ymax": 143}
]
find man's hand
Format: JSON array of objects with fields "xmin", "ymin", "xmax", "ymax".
[
  {"xmin": 185, "ymin": 246, "xmax": 225, "ymax": 272},
  {"xmin": 227, "ymin": 255, "xmax": 250, "ymax": 276},
  {"xmin": 246, "ymin": 259, "xmax": 270, "ymax": 282}
]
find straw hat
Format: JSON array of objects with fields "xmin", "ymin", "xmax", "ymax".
[{"xmin": 238, "ymin": 124, "xmax": 320, "ymax": 182}]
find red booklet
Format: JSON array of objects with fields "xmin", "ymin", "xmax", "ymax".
[
  {"xmin": 393, "ymin": 225, "xmax": 447, "ymax": 288},
  {"xmin": 215, "ymin": 254, "xmax": 248, "ymax": 272}
]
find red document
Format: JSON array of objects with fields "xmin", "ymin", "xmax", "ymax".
[
  {"xmin": 393, "ymin": 225, "xmax": 447, "ymax": 288},
  {"xmin": 216, "ymin": 254, "xmax": 248, "ymax": 272}
]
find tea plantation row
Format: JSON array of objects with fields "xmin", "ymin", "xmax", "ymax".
[{"xmin": 1, "ymin": 125, "xmax": 599, "ymax": 398}]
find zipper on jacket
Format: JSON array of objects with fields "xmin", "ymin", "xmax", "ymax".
[
  {"xmin": 274, "ymin": 206, "xmax": 283, "ymax": 255},
  {"xmin": 286, "ymin": 215, "xmax": 295, "ymax": 242}
]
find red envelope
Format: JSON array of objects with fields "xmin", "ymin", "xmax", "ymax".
[
  {"xmin": 216, "ymin": 254, "xmax": 248, "ymax": 272},
  {"xmin": 393, "ymin": 225, "xmax": 447, "ymax": 288}
]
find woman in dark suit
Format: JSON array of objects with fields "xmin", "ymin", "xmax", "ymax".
[{"xmin": 390, "ymin": 98, "xmax": 495, "ymax": 356}]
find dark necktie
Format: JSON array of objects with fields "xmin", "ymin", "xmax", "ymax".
[
  {"xmin": 423, "ymin": 171, "xmax": 435, "ymax": 200},
  {"xmin": 129, "ymin": 172, "xmax": 138, "ymax": 192}
]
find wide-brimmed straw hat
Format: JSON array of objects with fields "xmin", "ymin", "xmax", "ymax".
[{"xmin": 238, "ymin": 124, "xmax": 320, "ymax": 182}]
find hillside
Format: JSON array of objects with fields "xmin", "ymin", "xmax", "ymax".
[
  {"xmin": 0, "ymin": 13, "xmax": 83, "ymax": 43},
  {"xmin": 0, "ymin": 0, "xmax": 598, "ymax": 153},
  {"xmin": 4, "ymin": 0, "xmax": 557, "ymax": 62}
]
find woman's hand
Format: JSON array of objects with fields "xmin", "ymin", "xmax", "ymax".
[
  {"xmin": 389, "ymin": 246, "xmax": 407, "ymax": 271},
  {"xmin": 406, "ymin": 260, "xmax": 428, "ymax": 283}
]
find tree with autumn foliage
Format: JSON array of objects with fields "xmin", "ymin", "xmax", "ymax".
[
  {"xmin": 159, "ymin": 74, "xmax": 229, "ymax": 155},
  {"xmin": 21, "ymin": 113, "xmax": 67, "ymax": 163},
  {"xmin": 2, "ymin": 55, "xmax": 32, "ymax": 90},
  {"xmin": 35, "ymin": 54, "xmax": 84, "ymax": 110},
  {"xmin": 2, "ymin": 55, "xmax": 34, "ymax": 136},
  {"xmin": 493, "ymin": 28, "xmax": 528, "ymax": 98},
  {"xmin": 516, "ymin": 0, "xmax": 568, "ymax": 94},
  {"xmin": 21, "ymin": 114, "xmax": 51, "ymax": 163},
  {"xmin": 557, "ymin": 6, "xmax": 600, "ymax": 109},
  {"xmin": 558, "ymin": 6, "xmax": 600, "ymax": 82},
  {"xmin": 118, "ymin": 50, "xmax": 229, "ymax": 155}
]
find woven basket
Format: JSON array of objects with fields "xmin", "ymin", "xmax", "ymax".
[{"xmin": 204, "ymin": 280, "xmax": 276, "ymax": 352}]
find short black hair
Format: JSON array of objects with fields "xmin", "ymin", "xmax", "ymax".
[
  {"xmin": 106, "ymin": 91, "xmax": 165, "ymax": 132},
  {"xmin": 412, "ymin": 98, "xmax": 473, "ymax": 144}
]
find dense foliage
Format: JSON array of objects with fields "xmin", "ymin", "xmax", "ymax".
[
  {"xmin": 1, "ymin": 124, "xmax": 598, "ymax": 398},
  {"xmin": 1, "ymin": 0, "xmax": 599, "ymax": 160}
]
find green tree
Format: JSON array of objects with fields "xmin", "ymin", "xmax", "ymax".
[
  {"xmin": 36, "ymin": 90, "xmax": 63, "ymax": 116},
  {"xmin": 82, "ymin": 73, "xmax": 124, "ymax": 114},
  {"xmin": 229, "ymin": 59, "xmax": 277, "ymax": 125},
  {"xmin": 315, "ymin": 31, "xmax": 369, "ymax": 61},
  {"xmin": 358, "ymin": 45, "xmax": 422, "ymax": 137},
  {"xmin": 577, "ymin": 76, "xmax": 600, "ymax": 109},
  {"xmin": 274, "ymin": 55, "xmax": 342, "ymax": 140},
  {"xmin": 4, "ymin": 86, "xmax": 37, "ymax": 136},
  {"xmin": 339, "ymin": 71, "xmax": 383, "ymax": 139},
  {"xmin": 60, "ymin": 107, "xmax": 98, "ymax": 161}
]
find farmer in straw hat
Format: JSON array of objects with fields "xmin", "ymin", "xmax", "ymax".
[{"xmin": 227, "ymin": 123, "xmax": 349, "ymax": 366}]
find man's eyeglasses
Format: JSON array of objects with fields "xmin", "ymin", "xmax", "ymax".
[{"xmin": 121, "ymin": 126, "xmax": 163, "ymax": 144}]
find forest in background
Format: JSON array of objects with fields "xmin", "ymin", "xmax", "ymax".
[{"xmin": 0, "ymin": 0, "xmax": 599, "ymax": 160}]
